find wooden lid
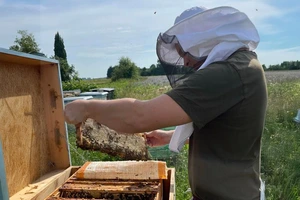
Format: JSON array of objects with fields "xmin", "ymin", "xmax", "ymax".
[{"xmin": 0, "ymin": 48, "xmax": 70, "ymax": 197}]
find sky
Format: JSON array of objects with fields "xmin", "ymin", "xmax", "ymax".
[{"xmin": 0, "ymin": 0, "xmax": 300, "ymax": 78}]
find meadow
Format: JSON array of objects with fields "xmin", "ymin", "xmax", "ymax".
[{"xmin": 65, "ymin": 70, "xmax": 300, "ymax": 200}]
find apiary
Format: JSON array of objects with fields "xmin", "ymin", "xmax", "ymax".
[
  {"xmin": 0, "ymin": 48, "xmax": 175, "ymax": 200},
  {"xmin": 45, "ymin": 161, "xmax": 174, "ymax": 200}
]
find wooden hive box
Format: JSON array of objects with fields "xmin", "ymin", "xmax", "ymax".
[{"xmin": 0, "ymin": 48, "xmax": 175, "ymax": 200}]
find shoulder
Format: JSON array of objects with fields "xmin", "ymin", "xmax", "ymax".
[{"xmin": 186, "ymin": 61, "xmax": 240, "ymax": 87}]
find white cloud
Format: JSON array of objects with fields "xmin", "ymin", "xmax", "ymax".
[
  {"xmin": 257, "ymin": 46, "xmax": 300, "ymax": 66},
  {"xmin": 0, "ymin": 0, "xmax": 299, "ymax": 78}
]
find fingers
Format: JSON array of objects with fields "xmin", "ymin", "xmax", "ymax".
[
  {"xmin": 144, "ymin": 132, "xmax": 152, "ymax": 147},
  {"xmin": 146, "ymin": 140, "xmax": 153, "ymax": 147},
  {"xmin": 64, "ymin": 109, "xmax": 78, "ymax": 124},
  {"xmin": 64, "ymin": 101, "xmax": 86, "ymax": 124},
  {"xmin": 144, "ymin": 132, "xmax": 156, "ymax": 147},
  {"xmin": 64, "ymin": 110, "xmax": 72, "ymax": 124}
]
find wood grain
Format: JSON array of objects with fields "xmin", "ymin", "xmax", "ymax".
[
  {"xmin": 0, "ymin": 55, "xmax": 70, "ymax": 197},
  {"xmin": 10, "ymin": 167, "xmax": 73, "ymax": 200},
  {"xmin": 40, "ymin": 64, "xmax": 70, "ymax": 169},
  {"xmin": 0, "ymin": 62, "xmax": 50, "ymax": 196}
]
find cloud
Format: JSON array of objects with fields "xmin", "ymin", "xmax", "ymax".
[
  {"xmin": 0, "ymin": 0, "xmax": 299, "ymax": 78},
  {"xmin": 77, "ymin": 43, "xmax": 146, "ymax": 58},
  {"xmin": 7, "ymin": 3, "xmax": 47, "ymax": 11},
  {"xmin": 257, "ymin": 46, "xmax": 300, "ymax": 66}
]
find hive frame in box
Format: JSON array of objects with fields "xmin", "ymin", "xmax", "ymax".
[{"xmin": 45, "ymin": 165, "xmax": 176, "ymax": 200}]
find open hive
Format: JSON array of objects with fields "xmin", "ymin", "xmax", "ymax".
[
  {"xmin": 0, "ymin": 48, "xmax": 175, "ymax": 200},
  {"xmin": 46, "ymin": 161, "xmax": 170, "ymax": 200}
]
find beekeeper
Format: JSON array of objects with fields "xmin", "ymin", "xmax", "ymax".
[{"xmin": 65, "ymin": 6, "xmax": 267, "ymax": 200}]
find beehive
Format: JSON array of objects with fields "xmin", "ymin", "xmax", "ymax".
[
  {"xmin": 0, "ymin": 48, "xmax": 175, "ymax": 200},
  {"xmin": 46, "ymin": 161, "xmax": 174, "ymax": 200}
]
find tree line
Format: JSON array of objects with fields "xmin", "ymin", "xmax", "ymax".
[
  {"xmin": 263, "ymin": 61, "xmax": 300, "ymax": 71},
  {"xmin": 108, "ymin": 60, "xmax": 300, "ymax": 81},
  {"xmin": 8, "ymin": 30, "xmax": 300, "ymax": 82},
  {"xmin": 9, "ymin": 30, "xmax": 78, "ymax": 82},
  {"xmin": 106, "ymin": 60, "xmax": 167, "ymax": 81}
]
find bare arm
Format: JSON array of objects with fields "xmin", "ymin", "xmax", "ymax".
[{"xmin": 64, "ymin": 94, "xmax": 192, "ymax": 133}]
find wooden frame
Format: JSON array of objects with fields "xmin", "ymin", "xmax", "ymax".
[
  {"xmin": 8, "ymin": 167, "xmax": 175, "ymax": 200},
  {"xmin": 43, "ymin": 168, "xmax": 175, "ymax": 200}
]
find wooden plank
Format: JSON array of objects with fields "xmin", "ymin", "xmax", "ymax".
[
  {"xmin": 156, "ymin": 180, "xmax": 163, "ymax": 200},
  {"xmin": 0, "ymin": 48, "xmax": 58, "ymax": 67},
  {"xmin": 10, "ymin": 167, "xmax": 72, "ymax": 200},
  {"xmin": 40, "ymin": 64, "xmax": 70, "ymax": 169},
  {"xmin": 67, "ymin": 178, "xmax": 158, "ymax": 185},
  {"xmin": 76, "ymin": 161, "xmax": 167, "ymax": 180},
  {"xmin": 168, "ymin": 168, "xmax": 176, "ymax": 200},
  {"xmin": 0, "ymin": 62, "xmax": 51, "ymax": 196},
  {"xmin": 70, "ymin": 167, "xmax": 80, "ymax": 175}
]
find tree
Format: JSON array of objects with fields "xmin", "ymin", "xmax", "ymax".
[
  {"xmin": 111, "ymin": 57, "xmax": 139, "ymax": 81},
  {"xmin": 107, "ymin": 66, "xmax": 114, "ymax": 78},
  {"xmin": 54, "ymin": 32, "xmax": 67, "ymax": 60},
  {"xmin": 140, "ymin": 67, "xmax": 150, "ymax": 76},
  {"xmin": 52, "ymin": 32, "xmax": 78, "ymax": 82},
  {"xmin": 9, "ymin": 30, "xmax": 41, "ymax": 54},
  {"xmin": 54, "ymin": 56, "xmax": 79, "ymax": 82}
]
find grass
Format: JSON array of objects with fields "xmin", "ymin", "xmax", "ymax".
[
  {"xmin": 65, "ymin": 76, "xmax": 300, "ymax": 200},
  {"xmin": 261, "ymin": 81, "xmax": 300, "ymax": 199}
]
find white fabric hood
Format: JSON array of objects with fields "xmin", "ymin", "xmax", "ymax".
[
  {"xmin": 157, "ymin": 6, "xmax": 260, "ymax": 69},
  {"xmin": 156, "ymin": 6, "xmax": 260, "ymax": 153}
]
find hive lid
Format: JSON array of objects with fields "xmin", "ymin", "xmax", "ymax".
[{"xmin": 0, "ymin": 48, "xmax": 70, "ymax": 197}]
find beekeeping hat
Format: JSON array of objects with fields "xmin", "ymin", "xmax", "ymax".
[{"xmin": 156, "ymin": 6, "xmax": 260, "ymax": 88}]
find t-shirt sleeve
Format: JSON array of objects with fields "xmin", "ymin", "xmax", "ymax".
[{"xmin": 165, "ymin": 63, "xmax": 244, "ymax": 129}]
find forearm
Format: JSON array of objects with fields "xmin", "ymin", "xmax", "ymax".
[
  {"xmin": 86, "ymin": 98, "xmax": 148, "ymax": 133},
  {"xmin": 65, "ymin": 94, "xmax": 191, "ymax": 134}
]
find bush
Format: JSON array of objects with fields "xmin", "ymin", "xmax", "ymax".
[
  {"xmin": 62, "ymin": 80, "xmax": 99, "ymax": 92},
  {"xmin": 111, "ymin": 57, "xmax": 140, "ymax": 81}
]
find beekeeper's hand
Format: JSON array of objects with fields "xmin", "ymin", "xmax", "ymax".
[
  {"xmin": 145, "ymin": 130, "xmax": 174, "ymax": 147},
  {"xmin": 64, "ymin": 100, "xmax": 89, "ymax": 124}
]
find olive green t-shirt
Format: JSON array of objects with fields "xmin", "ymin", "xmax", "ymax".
[{"xmin": 166, "ymin": 50, "xmax": 267, "ymax": 200}]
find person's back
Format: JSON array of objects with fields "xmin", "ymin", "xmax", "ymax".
[{"xmin": 167, "ymin": 50, "xmax": 267, "ymax": 199}]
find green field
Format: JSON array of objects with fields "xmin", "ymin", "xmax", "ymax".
[{"xmin": 65, "ymin": 74, "xmax": 300, "ymax": 200}]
